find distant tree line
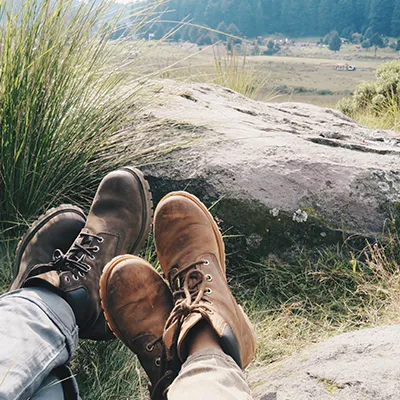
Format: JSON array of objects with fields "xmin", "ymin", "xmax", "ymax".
[
  {"xmin": 322, "ymin": 27, "xmax": 400, "ymax": 55},
  {"xmin": 142, "ymin": 0, "xmax": 400, "ymax": 42}
]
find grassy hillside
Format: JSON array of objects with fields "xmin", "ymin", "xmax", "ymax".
[{"xmin": 1, "ymin": 1, "xmax": 400, "ymax": 399}]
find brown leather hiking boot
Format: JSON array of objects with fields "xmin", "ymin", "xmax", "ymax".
[
  {"xmin": 154, "ymin": 191, "xmax": 256, "ymax": 369},
  {"xmin": 100, "ymin": 255, "xmax": 177, "ymax": 399},
  {"xmin": 24, "ymin": 167, "xmax": 153, "ymax": 340},
  {"xmin": 10, "ymin": 205, "xmax": 86, "ymax": 291}
]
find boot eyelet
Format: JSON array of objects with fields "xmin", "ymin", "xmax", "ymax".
[
  {"xmin": 146, "ymin": 344, "xmax": 154, "ymax": 352},
  {"xmin": 97, "ymin": 236, "xmax": 104, "ymax": 243},
  {"xmin": 89, "ymin": 255, "xmax": 95, "ymax": 260},
  {"xmin": 72, "ymin": 274, "xmax": 79, "ymax": 281},
  {"xmin": 205, "ymin": 288, "xmax": 213, "ymax": 295},
  {"xmin": 78, "ymin": 271, "xmax": 85, "ymax": 278},
  {"xmin": 206, "ymin": 274, "xmax": 213, "ymax": 282},
  {"xmin": 207, "ymin": 309, "xmax": 214, "ymax": 315},
  {"xmin": 203, "ymin": 260, "xmax": 210, "ymax": 266},
  {"xmin": 65, "ymin": 276, "xmax": 71, "ymax": 283},
  {"xmin": 155, "ymin": 358, "xmax": 161, "ymax": 367},
  {"xmin": 93, "ymin": 246, "xmax": 100, "ymax": 253}
]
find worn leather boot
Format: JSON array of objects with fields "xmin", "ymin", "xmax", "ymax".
[
  {"xmin": 154, "ymin": 191, "xmax": 257, "ymax": 369},
  {"xmin": 100, "ymin": 255, "xmax": 177, "ymax": 399},
  {"xmin": 10, "ymin": 205, "xmax": 86, "ymax": 291},
  {"xmin": 24, "ymin": 167, "xmax": 153, "ymax": 340}
]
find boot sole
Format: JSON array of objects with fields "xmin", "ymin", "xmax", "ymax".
[
  {"xmin": 155, "ymin": 191, "xmax": 226, "ymax": 272},
  {"xmin": 119, "ymin": 167, "xmax": 153, "ymax": 255},
  {"xmin": 14, "ymin": 204, "xmax": 86, "ymax": 277},
  {"xmin": 99, "ymin": 254, "xmax": 147, "ymax": 342}
]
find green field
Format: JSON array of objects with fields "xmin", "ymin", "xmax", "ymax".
[{"xmin": 132, "ymin": 41, "xmax": 400, "ymax": 108}]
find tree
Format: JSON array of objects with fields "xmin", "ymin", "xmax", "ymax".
[
  {"xmin": 216, "ymin": 21, "xmax": 228, "ymax": 41},
  {"xmin": 263, "ymin": 40, "xmax": 280, "ymax": 55},
  {"xmin": 391, "ymin": 0, "xmax": 400, "ymax": 37},
  {"xmin": 370, "ymin": 0, "xmax": 394, "ymax": 36},
  {"xmin": 318, "ymin": 0, "xmax": 334, "ymax": 34},
  {"xmin": 188, "ymin": 26, "xmax": 200, "ymax": 43},
  {"xmin": 281, "ymin": 0, "xmax": 306, "ymax": 36},
  {"xmin": 237, "ymin": 0, "xmax": 254, "ymax": 36},
  {"xmin": 226, "ymin": 23, "xmax": 242, "ymax": 43},
  {"xmin": 351, "ymin": 33, "xmax": 362, "ymax": 44},
  {"xmin": 139, "ymin": 0, "xmax": 396, "ymax": 44},
  {"xmin": 204, "ymin": 0, "xmax": 221, "ymax": 28},
  {"xmin": 363, "ymin": 26, "xmax": 374, "ymax": 39},
  {"xmin": 197, "ymin": 34, "xmax": 212, "ymax": 46},
  {"xmin": 370, "ymin": 32, "xmax": 385, "ymax": 57},
  {"xmin": 361, "ymin": 39, "xmax": 372, "ymax": 50},
  {"xmin": 336, "ymin": 0, "xmax": 355, "ymax": 33},
  {"xmin": 328, "ymin": 31, "xmax": 341, "ymax": 52},
  {"xmin": 353, "ymin": 0, "xmax": 368, "ymax": 31},
  {"xmin": 341, "ymin": 26, "xmax": 355, "ymax": 39}
]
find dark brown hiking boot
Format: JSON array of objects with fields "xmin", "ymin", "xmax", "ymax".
[
  {"xmin": 10, "ymin": 205, "xmax": 86, "ymax": 291},
  {"xmin": 25, "ymin": 167, "xmax": 153, "ymax": 340},
  {"xmin": 100, "ymin": 255, "xmax": 177, "ymax": 399},
  {"xmin": 154, "ymin": 191, "xmax": 256, "ymax": 369}
]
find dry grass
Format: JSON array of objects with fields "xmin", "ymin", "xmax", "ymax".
[
  {"xmin": 1, "ymin": 220, "xmax": 400, "ymax": 397},
  {"xmin": 242, "ymin": 230, "xmax": 400, "ymax": 368}
]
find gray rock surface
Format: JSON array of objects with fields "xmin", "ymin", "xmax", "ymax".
[
  {"xmin": 248, "ymin": 325, "xmax": 400, "ymax": 400},
  {"xmin": 135, "ymin": 80, "xmax": 400, "ymax": 257}
]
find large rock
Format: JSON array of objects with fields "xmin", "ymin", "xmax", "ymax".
[
  {"xmin": 248, "ymin": 325, "xmax": 400, "ymax": 400},
  {"xmin": 135, "ymin": 80, "xmax": 400, "ymax": 259}
]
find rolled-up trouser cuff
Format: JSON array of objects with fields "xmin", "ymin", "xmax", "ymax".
[
  {"xmin": 11, "ymin": 287, "xmax": 79, "ymax": 358},
  {"xmin": 168, "ymin": 348, "xmax": 252, "ymax": 400}
]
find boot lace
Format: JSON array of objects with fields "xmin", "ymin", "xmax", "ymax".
[
  {"xmin": 27, "ymin": 233, "xmax": 104, "ymax": 280},
  {"xmin": 150, "ymin": 260, "xmax": 212, "ymax": 400},
  {"xmin": 58, "ymin": 232, "xmax": 104, "ymax": 277},
  {"xmin": 165, "ymin": 260, "xmax": 213, "ymax": 332}
]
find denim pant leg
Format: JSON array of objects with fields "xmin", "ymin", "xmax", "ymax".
[
  {"xmin": 167, "ymin": 348, "xmax": 252, "ymax": 400},
  {"xmin": 0, "ymin": 287, "xmax": 79, "ymax": 400}
]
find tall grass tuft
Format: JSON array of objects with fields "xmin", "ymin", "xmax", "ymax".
[
  {"xmin": 0, "ymin": 0, "xmax": 157, "ymax": 240},
  {"xmin": 210, "ymin": 46, "xmax": 271, "ymax": 100}
]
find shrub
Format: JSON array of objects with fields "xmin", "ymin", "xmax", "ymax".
[
  {"xmin": 353, "ymin": 82, "xmax": 377, "ymax": 109},
  {"xmin": 337, "ymin": 60, "xmax": 400, "ymax": 130},
  {"xmin": 294, "ymin": 86, "xmax": 313, "ymax": 94},
  {"xmin": 316, "ymin": 89, "xmax": 334, "ymax": 96},
  {"xmin": 372, "ymin": 94, "xmax": 387, "ymax": 110},
  {"xmin": 337, "ymin": 97, "xmax": 355, "ymax": 116},
  {"xmin": 263, "ymin": 39, "xmax": 280, "ymax": 55},
  {"xmin": 361, "ymin": 39, "xmax": 372, "ymax": 49},
  {"xmin": 375, "ymin": 60, "xmax": 400, "ymax": 98}
]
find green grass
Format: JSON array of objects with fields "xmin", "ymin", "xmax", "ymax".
[
  {"xmin": 0, "ymin": 0, "xmax": 160, "ymax": 241},
  {"xmin": 235, "ymin": 230, "xmax": 400, "ymax": 366},
  {"xmin": 353, "ymin": 110, "xmax": 400, "ymax": 131},
  {"xmin": 1, "ymin": 228, "xmax": 400, "ymax": 397},
  {"xmin": 72, "ymin": 341, "xmax": 147, "ymax": 400}
]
